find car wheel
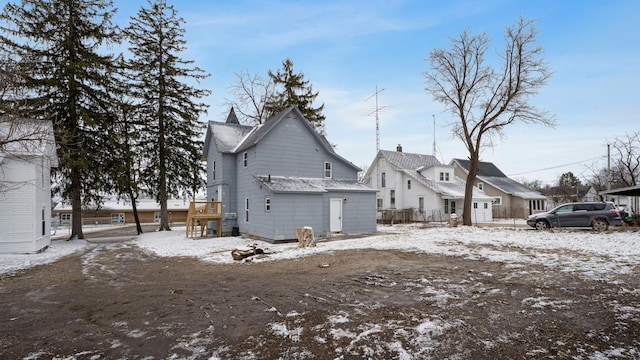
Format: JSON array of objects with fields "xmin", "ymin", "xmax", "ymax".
[
  {"xmin": 535, "ymin": 220, "xmax": 550, "ymax": 230},
  {"xmin": 592, "ymin": 219, "xmax": 608, "ymax": 232}
]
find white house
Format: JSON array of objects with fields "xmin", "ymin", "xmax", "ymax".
[
  {"xmin": 0, "ymin": 119, "xmax": 58, "ymax": 253},
  {"xmin": 365, "ymin": 145, "xmax": 493, "ymax": 223}
]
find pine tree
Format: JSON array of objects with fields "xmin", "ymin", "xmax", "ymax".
[
  {"xmin": 125, "ymin": 0, "xmax": 210, "ymax": 231},
  {"xmin": 265, "ymin": 58, "xmax": 326, "ymax": 133},
  {"xmin": 0, "ymin": 0, "xmax": 122, "ymax": 240}
]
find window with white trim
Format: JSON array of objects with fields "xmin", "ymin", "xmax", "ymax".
[
  {"xmin": 265, "ymin": 197, "xmax": 271, "ymax": 212},
  {"xmin": 245, "ymin": 198, "xmax": 250, "ymax": 222},
  {"xmin": 324, "ymin": 162, "xmax": 332, "ymax": 178},
  {"xmin": 381, "ymin": 172, "xmax": 386, "ymax": 188},
  {"xmin": 377, "ymin": 198, "xmax": 383, "ymax": 209},
  {"xmin": 477, "ymin": 182, "xmax": 483, "ymax": 191},
  {"xmin": 473, "ymin": 202, "xmax": 478, "ymax": 209},
  {"xmin": 492, "ymin": 197, "xmax": 502, "ymax": 206},
  {"xmin": 407, "ymin": 180, "xmax": 411, "ymax": 190},
  {"xmin": 212, "ymin": 161, "xmax": 216, "ymax": 181},
  {"xmin": 243, "ymin": 152, "xmax": 248, "ymax": 167}
]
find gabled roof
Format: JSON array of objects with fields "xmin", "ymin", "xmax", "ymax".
[
  {"xmin": 255, "ymin": 175, "xmax": 376, "ymax": 194},
  {"xmin": 225, "ymin": 107, "xmax": 240, "ymax": 124},
  {"xmin": 451, "ymin": 158, "xmax": 546, "ymax": 200},
  {"xmin": 205, "ymin": 106, "xmax": 360, "ymax": 171},
  {"xmin": 364, "ymin": 149, "xmax": 440, "ymax": 180}
]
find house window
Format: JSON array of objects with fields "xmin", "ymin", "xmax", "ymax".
[
  {"xmin": 265, "ymin": 197, "xmax": 271, "ymax": 212},
  {"xmin": 492, "ymin": 197, "xmax": 502, "ymax": 206},
  {"xmin": 419, "ymin": 197, "xmax": 424, "ymax": 214},
  {"xmin": 390, "ymin": 190, "xmax": 396, "ymax": 208},
  {"xmin": 381, "ymin": 172, "xmax": 386, "ymax": 188},
  {"xmin": 377, "ymin": 198, "xmax": 383, "ymax": 209},
  {"xmin": 243, "ymin": 152, "xmax": 248, "ymax": 167},
  {"xmin": 440, "ymin": 172, "xmax": 444, "ymax": 181},
  {"xmin": 473, "ymin": 202, "xmax": 478, "ymax": 209},
  {"xmin": 154, "ymin": 212, "xmax": 161, "ymax": 223},
  {"xmin": 444, "ymin": 199, "xmax": 449, "ymax": 214},
  {"xmin": 324, "ymin": 162, "xmax": 332, "ymax": 178},
  {"xmin": 407, "ymin": 180, "xmax": 411, "ymax": 190},
  {"xmin": 245, "ymin": 198, "xmax": 249, "ymax": 222},
  {"xmin": 477, "ymin": 182, "xmax": 484, "ymax": 191},
  {"xmin": 484, "ymin": 203, "xmax": 488, "ymax": 209},
  {"xmin": 111, "ymin": 213, "xmax": 124, "ymax": 224},
  {"xmin": 212, "ymin": 161, "xmax": 216, "ymax": 181},
  {"xmin": 61, "ymin": 213, "xmax": 71, "ymax": 225},
  {"xmin": 445, "ymin": 172, "xmax": 450, "ymax": 181},
  {"xmin": 41, "ymin": 207, "xmax": 45, "ymax": 236}
]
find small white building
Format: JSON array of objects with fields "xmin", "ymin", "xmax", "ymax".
[
  {"xmin": 365, "ymin": 146, "xmax": 493, "ymax": 223},
  {"xmin": 0, "ymin": 119, "xmax": 58, "ymax": 253}
]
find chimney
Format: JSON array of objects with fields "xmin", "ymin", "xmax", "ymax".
[{"xmin": 396, "ymin": 144, "xmax": 403, "ymax": 152}]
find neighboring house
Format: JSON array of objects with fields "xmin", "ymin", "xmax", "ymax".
[
  {"xmin": 53, "ymin": 198, "xmax": 191, "ymax": 226},
  {"xmin": 203, "ymin": 106, "xmax": 376, "ymax": 242},
  {"xmin": 364, "ymin": 145, "xmax": 493, "ymax": 223},
  {"xmin": 450, "ymin": 159, "xmax": 547, "ymax": 219},
  {"xmin": 542, "ymin": 185, "xmax": 594, "ymax": 207},
  {"xmin": 0, "ymin": 119, "xmax": 58, "ymax": 253}
]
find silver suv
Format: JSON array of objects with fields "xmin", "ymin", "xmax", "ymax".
[{"xmin": 527, "ymin": 202, "xmax": 622, "ymax": 231}]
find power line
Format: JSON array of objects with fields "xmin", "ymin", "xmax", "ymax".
[{"xmin": 507, "ymin": 156, "xmax": 606, "ymax": 177}]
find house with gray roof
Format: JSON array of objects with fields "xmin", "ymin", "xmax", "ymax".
[
  {"xmin": 450, "ymin": 159, "xmax": 547, "ymax": 219},
  {"xmin": 203, "ymin": 106, "xmax": 376, "ymax": 242},
  {"xmin": 364, "ymin": 145, "xmax": 493, "ymax": 223}
]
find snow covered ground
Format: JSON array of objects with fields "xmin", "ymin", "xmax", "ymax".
[
  {"xmin": 2, "ymin": 223, "xmax": 640, "ymax": 359},
  {"xmin": 2, "ymin": 223, "xmax": 639, "ymax": 281}
]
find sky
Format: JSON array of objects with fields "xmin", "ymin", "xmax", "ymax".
[{"xmin": 2, "ymin": 0, "xmax": 639, "ymax": 185}]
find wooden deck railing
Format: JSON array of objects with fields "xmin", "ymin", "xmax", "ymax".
[{"xmin": 186, "ymin": 201, "xmax": 223, "ymax": 239}]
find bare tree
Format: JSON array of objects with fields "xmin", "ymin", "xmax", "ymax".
[
  {"xmin": 424, "ymin": 17, "xmax": 554, "ymax": 225},
  {"xmin": 224, "ymin": 67, "xmax": 274, "ymax": 125},
  {"xmin": 0, "ymin": 117, "xmax": 56, "ymax": 193},
  {"xmin": 610, "ymin": 130, "xmax": 640, "ymax": 187}
]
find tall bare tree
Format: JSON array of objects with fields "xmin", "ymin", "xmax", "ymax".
[
  {"xmin": 225, "ymin": 67, "xmax": 274, "ymax": 125},
  {"xmin": 424, "ymin": 17, "xmax": 554, "ymax": 225},
  {"xmin": 610, "ymin": 130, "xmax": 640, "ymax": 187}
]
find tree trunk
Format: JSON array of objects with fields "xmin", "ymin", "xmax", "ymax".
[
  {"xmin": 462, "ymin": 152, "xmax": 480, "ymax": 226},
  {"xmin": 129, "ymin": 190, "xmax": 143, "ymax": 235}
]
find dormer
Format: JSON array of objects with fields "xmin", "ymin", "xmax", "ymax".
[{"xmin": 418, "ymin": 164, "xmax": 455, "ymax": 183}]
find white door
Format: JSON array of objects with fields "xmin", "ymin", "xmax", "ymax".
[{"xmin": 330, "ymin": 198, "xmax": 343, "ymax": 233}]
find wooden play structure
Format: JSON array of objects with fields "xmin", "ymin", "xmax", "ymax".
[{"xmin": 186, "ymin": 201, "xmax": 222, "ymax": 239}]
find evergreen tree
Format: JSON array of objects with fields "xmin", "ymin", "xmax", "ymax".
[
  {"xmin": 0, "ymin": 0, "xmax": 122, "ymax": 240},
  {"xmin": 125, "ymin": 0, "xmax": 210, "ymax": 231},
  {"xmin": 265, "ymin": 58, "xmax": 325, "ymax": 133}
]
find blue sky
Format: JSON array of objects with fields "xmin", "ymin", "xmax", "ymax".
[{"xmin": 4, "ymin": 0, "xmax": 639, "ymax": 185}]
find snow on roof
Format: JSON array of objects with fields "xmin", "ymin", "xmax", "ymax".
[
  {"xmin": 54, "ymin": 198, "xmax": 190, "ymax": 212},
  {"xmin": 452, "ymin": 158, "xmax": 546, "ymax": 200},
  {"xmin": 208, "ymin": 122, "xmax": 254, "ymax": 153},
  {"xmin": 255, "ymin": 175, "xmax": 376, "ymax": 194},
  {"xmin": 380, "ymin": 150, "xmax": 440, "ymax": 170}
]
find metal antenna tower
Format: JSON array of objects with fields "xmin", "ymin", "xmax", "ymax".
[
  {"xmin": 365, "ymin": 85, "xmax": 387, "ymax": 188},
  {"xmin": 365, "ymin": 85, "xmax": 385, "ymax": 153}
]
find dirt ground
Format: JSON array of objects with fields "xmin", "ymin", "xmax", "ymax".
[{"xmin": 1, "ymin": 238, "xmax": 639, "ymax": 359}]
